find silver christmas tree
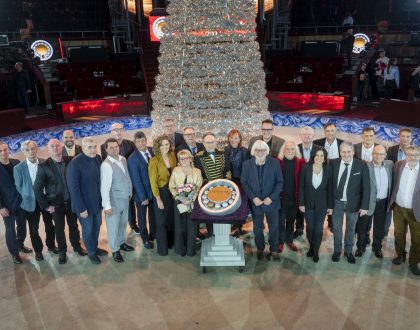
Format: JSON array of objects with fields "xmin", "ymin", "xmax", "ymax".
[{"xmin": 151, "ymin": 0, "xmax": 269, "ymax": 141}]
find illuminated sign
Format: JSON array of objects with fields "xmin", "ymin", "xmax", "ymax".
[
  {"xmin": 30, "ymin": 39, "xmax": 54, "ymax": 61},
  {"xmin": 353, "ymin": 33, "xmax": 370, "ymax": 54},
  {"xmin": 149, "ymin": 16, "xmax": 166, "ymax": 42}
]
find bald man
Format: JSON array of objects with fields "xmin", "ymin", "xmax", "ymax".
[{"xmin": 62, "ymin": 130, "xmax": 82, "ymax": 157}]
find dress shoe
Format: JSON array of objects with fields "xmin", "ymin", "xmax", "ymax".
[
  {"xmin": 143, "ymin": 241, "xmax": 152, "ymax": 249},
  {"xmin": 120, "ymin": 243, "xmax": 135, "ymax": 252},
  {"xmin": 287, "ymin": 242, "xmax": 298, "ymax": 252},
  {"xmin": 95, "ymin": 248, "xmax": 108, "ymax": 256},
  {"xmin": 313, "ymin": 254, "xmax": 319, "ymax": 263},
  {"xmin": 345, "ymin": 253, "xmax": 356, "ymax": 264},
  {"xmin": 366, "ymin": 236, "xmax": 371, "ymax": 245},
  {"xmin": 35, "ymin": 252, "xmax": 44, "ymax": 261},
  {"xmin": 75, "ymin": 248, "xmax": 88, "ymax": 256},
  {"xmin": 257, "ymin": 250, "xmax": 265, "ymax": 260},
  {"xmin": 48, "ymin": 247, "xmax": 60, "ymax": 255},
  {"xmin": 392, "ymin": 255, "xmax": 406, "ymax": 265},
  {"xmin": 59, "ymin": 253, "xmax": 67, "ymax": 264},
  {"xmin": 306, "ymin": 249, "xmax": 314, "ymax": 258},
  {"xmin": 112, "ymin": 251, "xmax": 124, "ymax": 263},
  {"xmin": 19, "ymin": 246, "xmax": 33, "ymax": 254},
  {"xmin": 270, "ymin": 252, "xmax": 280, "ymax": 261},
  {"xmin": 13, "ymin": 255, "xmax": 23, "ymax": 264},
  {"xmin": 131, "ymin": 225, "xmax": 140, "ymax": 235},
  {"xmin": 355, "ymin": 249, "xmax": 364, "ymax": 257},
  {"xmin": 293, "ymin": 231, "xmax": 303, "ymax": 239},
  {"xmin": 148, "ymin": 241, "xmax": 155, "ymax": 249},
  {"xmin": 277, "ymin": 243, "xmax": 284, "ymax": 253},
  {"xmin": 332, "ymin": 252, "xmax": 341, "ymax": 262},
  {"xmin": 409, "ymin": 264, "xmax": 420, "ymax": 276},
  {"xmin": 374, "ymin": 250, "xmax": 383, "ymax": 259},
  {"xmin": 88, "ymin": 254, "xmax": 101, "ymax": 264}
]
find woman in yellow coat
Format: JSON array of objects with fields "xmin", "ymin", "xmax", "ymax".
[{"xmin": 148, "ymin": 135, "xmax": 177, "ymax": 256}]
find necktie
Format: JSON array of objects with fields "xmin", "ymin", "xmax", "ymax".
[
  {"xmin": 337, "ymin": 163, "xmax": 349, "ymax": 200},
  {"xmin": 68, "ymin": 148, "xmax": 74, "ymax": 157},
  {"xmin": 191, "ymin": 147, "xmax": 197, "ymax": 155},
  {"xmin": 145, "ymin": 152, "xmax": 151, "ymax": 162}
]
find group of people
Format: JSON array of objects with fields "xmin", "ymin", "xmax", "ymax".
[{"xmin": 1, "ymin": 118, "xmax": 419, "ymax": 276}]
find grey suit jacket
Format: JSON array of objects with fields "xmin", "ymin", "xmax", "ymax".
[
  {"xmin": 13, "ymin": 158, "xmax": 44, "ymax": 212},
  {"xmin": 248, "ymin": 135, "xmax": 285, "ymax": 158},
  {"xmin": 388, "ymin": 160, "xmax": 420, "ymax": 221},
  {"xmin": 367, "ymin": 160, "xmax": 393, "ymax": 215}
]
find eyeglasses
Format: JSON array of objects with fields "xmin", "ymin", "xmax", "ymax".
[
  {"xmin": 261, "ymin": 129, "xmax": 273, "ymax": 132},
  {"xmin": 183, "ymin": 133, "xmax": 195, "ymax": 137},
  {"xmin": 112, "ymin": 128, "xmax": 124, "ymax": 132},
  {"xmin": 406, "ymin": 153, "xmax": 420, "ymax": 157},
  {"xmin": 179, "ymin": 157, "xmax": 191, "ymax": 161},
  {"xmin": 255, "ymin": 149, "xmax": 266, "ymax": 153}
]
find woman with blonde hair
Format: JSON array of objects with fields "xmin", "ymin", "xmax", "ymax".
[
  {"xmin": 169, "ymin": 149, "xmax": 203, "ymax": 256},
  {"xmin": 148, "ymin": 135, "xmax": 177, "ymax": 256}
]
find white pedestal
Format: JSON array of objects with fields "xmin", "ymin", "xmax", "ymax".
[{"xmin": 200, "ymin": 223, "xmax": 245, "ymax": 269}]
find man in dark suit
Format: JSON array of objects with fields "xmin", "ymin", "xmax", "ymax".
[
  {"xmin": 388, "ymin": 146, "xmax": 420, "ymax": 275},
  {"xmin": 14, "ymin": 140, "xmax": 57, "ymax": 261},
  {"xmin": 354, "ymin": 127, "xmax": 378, "ymax": 161},
  {"xmin": 331, "ymin": 141, "xmax": 370, "ymax": 264},
  {"xmin": 67, "ymin": 137, "xmax": 106, "ymax": 264},
  {"xmin": 100, "ymin": 122, "xmax": 138, "ymax": 232},
  {"xmin": 62, "ymin": 129, "xmax": 82, "ymax": 157},
  {"xmin": 298, "ymin": 126, "xmax": 324, "ymax": 163},
  {"xmin": 175, "ymin": 127, "xmax": 205, "ymax": 156},
  {"xmin": 241, "ymin": 140, "xmax": 284, "ymax": 261},
  {"xmin": 314, "ymin": 122, "xmax": 343, "ymax": 232},
  {"xmin": 248, "ymin": 119, "xmax": 285, "ymax": 158},
  {"xmin": 313, "ymin": 123, "xmax": 343, "ymax": 160},
  {"xmin": 162, "ymin": 118, "xmax": 185, "ymax": 149},
  {"xmin": 355, "ymin": 145, "xmax": 393, "ymax": 258},
  {"xmin": 0, "ymin": 142, "xmax": 28, "ymax": 264},
  {"xmin": 127, "ymin": 131, "xmax": 156, "ymax": 249},
  {"xmin": 387, "ymin": 127, "xmax": 413, "ymax": 163},
  {"xmin": 34, "ymin": 139, "xmax": 87, "ymax": 265}
]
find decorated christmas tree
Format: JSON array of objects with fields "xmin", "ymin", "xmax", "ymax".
[{"xmin": 151, "ymin": 0, "xmax": 269, "ymax": 140}]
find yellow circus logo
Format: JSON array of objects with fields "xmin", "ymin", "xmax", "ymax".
[
  {"xmin": 152, "ymin": 17, "xmax": 166, "ymax": 40},
  {"xmin": 353, "ymin": 33, "xmax": 370, "ymax": 54},
  {"xmin": 31, "ymin": 40, "xmax": 54, "ymax": 61}
]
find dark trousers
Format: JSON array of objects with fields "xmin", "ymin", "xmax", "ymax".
[
  {"xmin": 295, "ymin": 210, "xmax": 304, "ymax": 234},
  {"xmin": 357, "ymin": 81, "xmax": 366, "ymax": 101},
  {"xmin": 279, "ymin": 200, "xmax": 296, "ymax": 244},
  {"xmin": 305, "ymin": 208, "xmax": 326, "ymax": 254},
  {"xmin": 25, "ymin": 204, "xmax": 56, "ymax": 251},
  {"xmin": 174, "ymin": 205, "xmax": 197, "ymax": 256},
  {"xmin": 3, "ymin": 208, "xmax": 26, "ymax": 256},
  {"xmin": 371, "ymin": 199, "xmax": 388, "ymax": 252},
  {"xmin": 356, "ymin": 214, "xmax": 372, "ymax": 252},
  {"xmin": 384, "ymin": 79, "xmax": 397, "ymax": 99},
  {"xmin": 128, "ymin": 197, "xmax": 136, "ymax": 228},
  {"xmin": 135, "ymin": 200, "xmax": 156, "ymax": 244},
  {"xmin": 78, "ymin": 212, "xmax": 101, "ymax": 255},
  {"xmin": 53, "ymin": 202, "xmax": 82, "ymax": 253},
  {"xmin": 252, "ymin": 209, "xmax": 279, "ymax": 253},
  {"xmin": 153, "ymin": 186, "xmax": 174, "ymax": 256},
  {"xmin": 16, "ymin": 88, "xmax": 30, "ymax": 114},
  {"xmin": 393, "ymin": 204, "xmax": 420, "ymax": 265}
]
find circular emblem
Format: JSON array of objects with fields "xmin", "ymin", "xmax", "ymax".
[
  {"xmin": 30, "ymin": 40, "xmax": 53, "ymax": 61},
  {"xmin": 152, "ymin": 17, "xmax": 166, "ymax": 40},
  {"xmin": 353, "ymin": 33, "xmax": 370, "ymax": 54}
]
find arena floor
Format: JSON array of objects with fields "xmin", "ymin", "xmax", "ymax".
[{"xmin": 1, "ymin": 126, "xmax": 418, "ymax": 330}]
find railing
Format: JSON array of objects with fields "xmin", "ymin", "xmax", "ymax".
[
  {"xmin": 289, "ymin": 23, "xmax": 420, "ymax": 35},
  {"xmin": 0, "ymin": 30, "xmax": 111, "ymax": 41}
]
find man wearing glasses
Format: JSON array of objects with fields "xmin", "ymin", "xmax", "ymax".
[
  {"xmin": 162, "ymin": 118, "xmax": 185, "ymax": 149},
  {"xmin": 388, "ymin": 146, "xmax": 420, "ymax": 275},
  {"xmin": 176, "ymin": 127, "xmax": 204, "ymax": 156},
  {"xmin": 248, "ymin": 119, "xmax": 285, "ymax": 158}
]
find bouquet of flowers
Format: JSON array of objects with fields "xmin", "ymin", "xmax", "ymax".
[{"xmin": 175, "ymin": 183, "xmax": 196, "ymax": 213}]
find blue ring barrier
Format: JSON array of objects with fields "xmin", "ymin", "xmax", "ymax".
[{"xmin": 2, "ymin": 114, "xmax": 419, "ymax": 154}]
